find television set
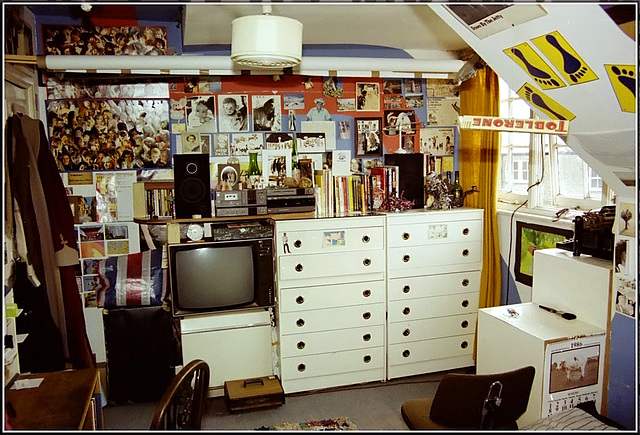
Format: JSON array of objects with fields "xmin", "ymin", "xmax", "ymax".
[{"xmin": 168, "ymin": 238, "xmax": 274, "ymax": 317}]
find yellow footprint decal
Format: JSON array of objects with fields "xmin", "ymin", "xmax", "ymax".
[
  {"xmin": 517, "ymin": 82, "xmax": 576, "ymax": 121},
  {"xmin": 504, "ymin": 42, "xmax": 565, "ymax": 90},
  {"xmin": 531, "ymin": 31, "xmax": 598, "ymax": 85},
  {"xmin": 604, "ymin": 64, "xmax": 636, "ymax": 113}
]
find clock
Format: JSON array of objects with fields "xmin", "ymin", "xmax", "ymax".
[{"xmin": 186, "ymin": 223, "xmax": 204, "ymax": 242}]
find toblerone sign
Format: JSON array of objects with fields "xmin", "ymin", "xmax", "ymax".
[{"xmin": 458, "ymin": 115, "xmax": 569, "ymax": 135}]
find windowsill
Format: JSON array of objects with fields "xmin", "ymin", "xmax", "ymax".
[{"xmin": 496, "ymin": 201, "xmax": 580, "ymax": 225}]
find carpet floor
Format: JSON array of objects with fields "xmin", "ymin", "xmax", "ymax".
[{"xmin": 103, "ymin": 367, "xmax": 472, "ymax": 431}]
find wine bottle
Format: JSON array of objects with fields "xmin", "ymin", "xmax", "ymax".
[{"xmin": 452, "ymin": 170, "xmax": 463, "ymax": 204}]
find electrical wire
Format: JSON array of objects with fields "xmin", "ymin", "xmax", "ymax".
[{"xmin": 505, "ymin": 137, "xmax": 546, "ymax": 306}]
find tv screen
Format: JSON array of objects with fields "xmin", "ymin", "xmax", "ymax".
[{"xmin": 173, "ymin": 245, "xmax": 254, "ymax": 310}]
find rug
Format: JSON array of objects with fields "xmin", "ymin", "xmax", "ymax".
[{"xmin": 256, "ymin": 417, "xmax": 357, "ymax": 431}]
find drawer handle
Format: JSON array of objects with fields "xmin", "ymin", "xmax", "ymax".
[
  {"xmin": 297, "ymin": 363, "xmax": 306, "ymax": 372},
  {"xmin": 403, "ymin": 307, "xmax": 411, "ymax": 315},
  {"xmin": 461, "ymin": 341, "xmax": 469, "ymax": 349},
  {"xmin": 295, "ymin": 263, "xmax": 304, "ymax": 272},
  {"xmin": 363, "ymin": 258, "xmax": 371, "ymax": 266},
  {"xmin": 363, "ymin": 312, "xmax": 371, "ymax": 320},
  {"xmin": 403, "ymin": 328, "xmax": 411, "ymax": 337},
  {"xmin": 297, "ymin": 341, "xmax": 306, "ymax": 350},
  {"xmin": 403, "ymin": 285, "xmax": 411, "ymax": 294},
  {"xmin": 402, "ymin": 349, "xmax": 410, "ymax": 358},
  {"xmin": 403, "ymin": 254, "xmax": 410, "ymax": 263},
  {"xmin": 362, "ymin": 235, "xmax": 370, "ymax": 243},
  {"xmin": 296, "ymin": 296, "xmax": 304, "ymax": 304},
  {"xmin": 462, "ymin": 278, "xmax": 469, "ymax": 287},
  {"xmin": 363, "ymin": 289, "xmax": 371, "ymax": 297},
  {"xmin": 363, "ymin": 355, "xmax": 371, "ymax": 363},
  {"xmin": 363, "ymin": 333, "xmax": 371, "ymax": 342},
  {"xmin": 462, "ymin": 249, "xmax": 469, "ymax": 257},
  {"xmin": 296, "ymin": 318, "xmax": 305, "ymax": 327},
  {"xmin": 461, "ymin": 300, "xmax": 469, "ymax": 308},
  {"xmin": 294, "ymin": 240, "xmax": 302, "ymax": 248},
  {"xmin": 462, "ymin": 228, "xmax": 469, "ymax": 236},
  {"xmin": 402, "ymin": 232, "xmax": 410, "ymax": 240},
  {"xmin": 461, "ymin": 320, "xmax": 469, "ymax": 328}
]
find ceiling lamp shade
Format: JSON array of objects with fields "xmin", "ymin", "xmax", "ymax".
[{"xmin": 231, "ymin": 11, "xmax": 303, "ymax": 69}]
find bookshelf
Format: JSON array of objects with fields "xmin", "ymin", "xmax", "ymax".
[{"xmin": 132, "ymin": 180, "xmax": 175, "ymax": 220}]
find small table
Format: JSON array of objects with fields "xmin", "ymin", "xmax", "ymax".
[{"xmin": 5, "ymin": 367, "xmax": 103, "ymax": 430}]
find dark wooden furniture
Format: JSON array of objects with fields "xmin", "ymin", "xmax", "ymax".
[
  {"xmin": 5, "ymin": 367, "xmax": 102, "ymax": 430},
  {"xmin": 150, "ymin": 359, "xmax": 210, "ymax": 430}
]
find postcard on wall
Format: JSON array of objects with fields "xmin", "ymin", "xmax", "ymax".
[
  {"xmin": 403, "ymin": 78, "xmax": 423, "ymax": 95},
  {"xmin": 419, "ymin": 127, "xmax": 455, "ymax": 156},
  {"xmin": 297, "ymin": 132, "xmax": 326, "ymax": 153},
  {"xmin": 252, "ymin": 95, "xmax": 282, "ymax": 132},
  {"xmin": 426, "ymin": 79, "xmax": 460, "ymax": 98},
  {"xmin": 323, "ymin": 76, "xmax": 343, "ymax": 98},
  {"xmin": 301, "ymin": 121, "xmax": 336, "ymax": 150},
  {"xmin": 614, "ymin": 276, "xmax": 636, "ymax": 318},
  {"xmin": 230, "ymin": 133, "xmax": 264, "ymax": 156},
  {"xmin": 332, "ymin": 150, "xmax": 351, "ymax": 176},
  {"xmin": 383, "ymin": 95, "xmax": 404, "ymax": 110},
  {"xmin": 265, "ymin": 133, "xmax": 295, "ymax": 150},
  {"xmin": 618, "ymin": 202, "xmax": 635, "ymax": 237},
  {"xmin": 405, "ymin": 95, "xmax": 424, "ymax": 109},
  {"xmin": 337, "ymin": 98, "xmax": 356, "ymax": 112},
  {"xmin": 186, "ymin": 95, "xmax": 216, "ymax": 132},
  {"xmin": 427, "ymin": 97, "xmax": 460, "ymax": 126},
  {"xmin": 356, "ymin": 82, "xmax": 381, "ymax": 111},
  {"xmin": 339, "ymin": 121, "xmax": 351, "ymax": 139},
  {"xmin": 283, "ymin": 94, "xmax": 305, "ymax": 110},
  {"xmin": 383, "ymin": 79, "xmax": 402, "ymax": 95},
  {"xmin": 213, "ymin": 134, "xmax": 230, "ymax": 156},
  {"xmin": 180, "ymin": 131, "xmax": 203, "ymax": 154},
  {"xmin": 218, "ymin": 94, "xmax": 249, "ymax": 132},
  {"xmin": 614, "ymin": 239, "xmax": 628, "ymax": 274}
]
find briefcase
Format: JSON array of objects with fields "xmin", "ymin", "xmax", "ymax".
[{"xmin": 224, "ymin": 375, "xmax": 285, "ymax": 412}]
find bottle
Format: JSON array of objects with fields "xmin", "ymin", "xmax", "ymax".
[
  {"xmin": 452, "ymin": 170, "xmax": 463, "ymax": 204},
  {"xmin": 444, "ymin": 171, "xmax": 453, "ymax": 194}
]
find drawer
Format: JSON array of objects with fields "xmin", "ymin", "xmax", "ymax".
[
  {"xmin": 280, "ymin": 324, "xmax": 384, "ymax": 358},
  {"xmin": 281, "ymin": 346, "xmax": 384, "ymax": 380},
  {"xmin": 278, "ymin": 249, "xmax": 384, "ymax": 282},
  {"xmin": 387, "ymin": 241, "xmax": 482, "ymax": 276},
  {"xmin": 281, "ymin": 368, "xmax": 384, "ymax": 394},
  {"xmin": 279, "ymin": 303, "xmax": 385, "ymax": 335},
  {"xmin": 387, "ymin": 219, "xmax": 482, "ymax": 248},
  {"xmin": 388, "ymin": 334, "xmax": 476, "ymax": 366},
  {"xmin": 275, "ymin": 220, "xmax": 384, "ymax": 256},
  {"xmin": 388, "ymin": 313, "xmax": 478, "ymax": 344},
  {"xmin": 388, "ymin": 271, "xmax": 481, "ymax": 301},
  {"xmin": 279, "ymin": 280, "xmax": 384, "ymax": 312},
  {"xmin": 388, "ymin": 292, "xmax": 479, "ymax": 321}
]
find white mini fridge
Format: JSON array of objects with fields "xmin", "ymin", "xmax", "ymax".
[{"xmin": 477, "ymin": 248, "xmax": 613, "ymax": 428}]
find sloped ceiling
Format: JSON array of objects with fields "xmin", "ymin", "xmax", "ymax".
[{"xmin": 431, "ymin": 3, "xmax": 637, "ymax": 197}]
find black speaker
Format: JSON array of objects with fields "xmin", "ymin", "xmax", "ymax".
[
  {"xmin": 384, "ymin": 153, "xmax": 425, "ymax": 209},
  {"xmin": 173, "ymin": 154, "xmax": 212, "ymax": 218}
]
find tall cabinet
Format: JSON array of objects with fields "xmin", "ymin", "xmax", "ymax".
[
  {"xmin": 274, "ymin": 215, "xmax": 386, "ymax": 394},
  {"xmin": 385, "ymin": 209, "xmax": 484, "ymax": 379}
]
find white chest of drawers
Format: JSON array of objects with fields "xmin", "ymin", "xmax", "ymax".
[
  {"xmin": 275, "ymin": 215, "xmax": 386, "ymax": 394},
  {"xmin": 385, "ymin": 208, "xmax": 484, "ymax": 379}
]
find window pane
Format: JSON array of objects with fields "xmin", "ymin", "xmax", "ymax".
[
  {"xmin": 512, "ymin": 99, "xmax": 531, "ymax": 118},
  {"xmin": 510, "ymin": 131, "xmax": 530, "ymax": 146},
  {"xmin": 499, "ymin": 153, "xmax": 509, "ymax": 191},
  {"xmin": 512, "ymin": 150, "xmax": 529, "ymax": 194},
  {"xmin": 556, "ymin": 146, "xmax": 586, "ymax": 198}
]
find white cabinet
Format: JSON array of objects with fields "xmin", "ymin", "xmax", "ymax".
[
  {"xmin": 385, "ymin": 208, "xmax": 484, "ymax": 379},
  {"xmin": 275, "ymin": 215, "xmax": 386, "ymax": 394},
  {"xmin": 180, "ymin": 308, "xmax": 273, "ymax": 397},
  {"xmin": 477, "ymin": 248, "xmax": 613, "ymax": 428}
]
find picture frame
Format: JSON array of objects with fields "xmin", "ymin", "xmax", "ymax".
[
  {"xmin": 355, "ymin": 117, "xmax": 382, "ymax": 157},
  {"xmin": 217, "ymin": 163, "xmax": 241, "ymax": 191},
  {"xmin": 262, "ymin": 148, "xmax": 292, "ymax": 181},
  {"xmin": 515, "ymin": 221, "xmax": 573, "ymax": 286}
]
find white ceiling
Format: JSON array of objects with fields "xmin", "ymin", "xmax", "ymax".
[{"xmin": 182, "ymin": 3, "xmax": 471, "ymax": 59}]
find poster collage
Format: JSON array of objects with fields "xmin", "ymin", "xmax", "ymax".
[{"xmin": 42, "ymin": 24, "xmax": 461, "ymax": 306}]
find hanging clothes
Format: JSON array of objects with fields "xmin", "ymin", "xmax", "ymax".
[{"xmin": 6, "ymin": 114, "xmax": 95, "ymax": 371}]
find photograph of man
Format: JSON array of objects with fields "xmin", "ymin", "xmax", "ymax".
[
  {"xmin": 218, "ymin": 95, "xmax": 248, "ymax": 132},
  {"xmin": 306, "ymin": 98, "xmax": 332, "ymax": 121},
  {"xmin": 252, "ymin": 95, "xmax": 282, "ymax": 132}
]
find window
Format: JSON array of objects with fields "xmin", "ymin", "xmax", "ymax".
[{"xmin": 497, "ymin": 78, "xmax": 607, "ymax": 211}]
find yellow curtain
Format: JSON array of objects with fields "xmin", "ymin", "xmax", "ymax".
[{"xmin": 459, "ymin": 65, "xmax": 502, "ymax": 310}]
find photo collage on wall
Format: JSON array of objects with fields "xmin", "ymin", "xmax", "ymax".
[{"xmin": 613, "ymin": 202, "xmax": 636, "ymax": 319}]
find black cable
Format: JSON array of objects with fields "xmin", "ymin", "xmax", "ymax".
[{"xmin": 505, "ymin": 137, "xmax": 546, "ymax": 306}]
